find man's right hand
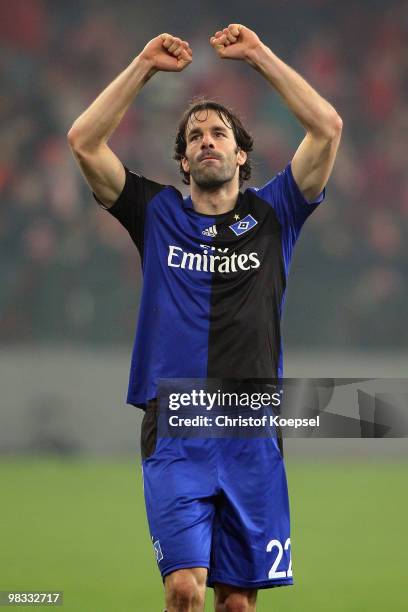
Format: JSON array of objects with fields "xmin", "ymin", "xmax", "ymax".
[{"xmin": 139, "ymin": 34, "xmax": 192, "ymax": 73}]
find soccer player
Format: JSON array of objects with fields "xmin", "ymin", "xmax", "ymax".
[{"xmin": 68, "ymin": 24, "xmax": 341, "ymax": 612}]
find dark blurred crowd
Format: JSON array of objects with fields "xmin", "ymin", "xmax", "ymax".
[{"xmin": 1, "ymin": 0, "xmax": 407, "ymax": 348}]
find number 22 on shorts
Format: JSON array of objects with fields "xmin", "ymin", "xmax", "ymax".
[{"xmin": 266, "ymin": 537, "xmax": 293, "ymax": 579}]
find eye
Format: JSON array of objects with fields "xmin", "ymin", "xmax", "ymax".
[
  {"xmin": 215, "ymin": 131, "xmax": 226, "ymax": 137},
  {"xmin": 190, "ymin": 134, "xmax": 200, "ymax": 141}
]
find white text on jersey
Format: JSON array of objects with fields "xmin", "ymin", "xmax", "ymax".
[{"xmin": 167, "ymin": 245, "xmax": 260, "ymax": 273}]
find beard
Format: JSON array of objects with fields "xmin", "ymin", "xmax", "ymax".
[{"xmin": 187, "ymin": 150, "xmax": 239, "ymax": 191}]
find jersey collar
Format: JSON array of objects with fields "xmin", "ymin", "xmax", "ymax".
[{"xmin": 183, "ymin": 193, "xmax": 243, "ymax": 218}]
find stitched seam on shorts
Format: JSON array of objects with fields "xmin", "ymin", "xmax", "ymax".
[
  {"xmin": 161, "ymin": 561, "xmax": 210, "ymax": 577},
  {"xmin": 208, "ymin": 571, "xmax": 293, "ymax": 586}
]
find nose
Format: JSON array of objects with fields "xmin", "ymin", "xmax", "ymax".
[{"xmin": 201, "ymin": 132, "xmax": 215, "ymax": 149}]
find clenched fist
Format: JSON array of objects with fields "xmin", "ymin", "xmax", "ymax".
[
  {"xmin": 210, "ymin": 24, "xmax": 261, "ymax": 63},
  {"xmin": 140, "ymin": 33, "xmax": 192, "ymax": 72}
]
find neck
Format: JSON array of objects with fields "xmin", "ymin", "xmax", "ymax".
[{"xmin": 190, "ymin": 180, "xmax": 239, "ymax": 215}]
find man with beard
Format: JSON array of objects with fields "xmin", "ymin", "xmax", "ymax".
[{"xmin": 68, "ymin": 24, "xmax": 341, "ymax": 612}]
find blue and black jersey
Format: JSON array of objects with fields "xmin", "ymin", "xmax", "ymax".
[{"xmin": 96, "ymin": 163, "xmax": 325, "ymax": 408}]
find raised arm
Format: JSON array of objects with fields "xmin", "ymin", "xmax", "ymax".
[
  {"xmin": 210, "ymin": 24, "xmax": 342, "ymax": 202},
  {"xmin": 67, "ymin": 34, "xmax": 192, "ymax": 208}
]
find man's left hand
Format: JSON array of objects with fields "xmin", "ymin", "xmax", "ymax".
[{"xmin": 209, "ymin": 24, "xmax": 261, "ymax": 62}]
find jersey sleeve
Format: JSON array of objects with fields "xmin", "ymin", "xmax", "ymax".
[
  {"xmin": 253, "ymin": 162, "xmax": 325, "ymax": 239},
  {"xmin": 250, "ymin": 162, "xmax": 326, "ymax": 273},
  {"xmin": 93, "ymin": 166, "xmax": 165, "ymax": 255}
]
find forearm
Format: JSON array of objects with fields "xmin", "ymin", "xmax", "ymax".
[
  {"xmin": 247, "ymin": 43, "xmax": 341, "ymax": 137},
  {"xmin": 68, "ymin": 56, "xmax": 156, "ymax": 151}
]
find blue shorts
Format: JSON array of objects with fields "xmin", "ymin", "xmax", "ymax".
[{"xmin": 140, "ymin": 403, "xmax": 293, "ymax": 590}]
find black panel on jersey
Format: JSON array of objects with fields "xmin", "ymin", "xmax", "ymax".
[
  {"xmin": 207, "ymin": 190, "xmax": 285, "ymax": 380},
  {"xmin": 94, "ymin": 166, "xmax": 166, "ymax": 257}
]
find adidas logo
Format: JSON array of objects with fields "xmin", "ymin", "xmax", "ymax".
[{"xmin": 202, "ymin": 224, "xmax": 218, "ymax": 237}]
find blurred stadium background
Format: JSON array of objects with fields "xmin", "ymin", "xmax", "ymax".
[{"xmin": 1, "ymin": 0, "xmax": 407, "ymax": 610}]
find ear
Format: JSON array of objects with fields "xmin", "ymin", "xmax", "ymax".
[
  {"xmin": 181, "ymin": 156, "xmax": 190, "ymax": 173},
  {"xmin": 237, "ymin": 149, "xmax": 247, "ymax": 167}
]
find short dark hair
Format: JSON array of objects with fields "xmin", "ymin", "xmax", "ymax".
[{"xmin": 174, "ymin": 98, "xmax": 254, "ymax": 188}]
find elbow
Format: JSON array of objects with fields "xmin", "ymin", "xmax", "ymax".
[
  {"xmin": 67, "ymin": 121, "xmax": 97, "ymax": 154},
  {"xmin": 333, "ymin": 112, "xmax": 343, "ymax": 134},
  {"xmin": 67, "ymin": 128, "xmax": 90, "ymax": 164},
  {"xmin": 326, "ymin": 111, "xmax": 343, "ymax": 140},
  {"xmin": 67, "ymin": 123, "xmax": 82, "ymax": 152},
  {"xmin": 309, "ymin": 111, "xmax": 343, "ymax": 141}
]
